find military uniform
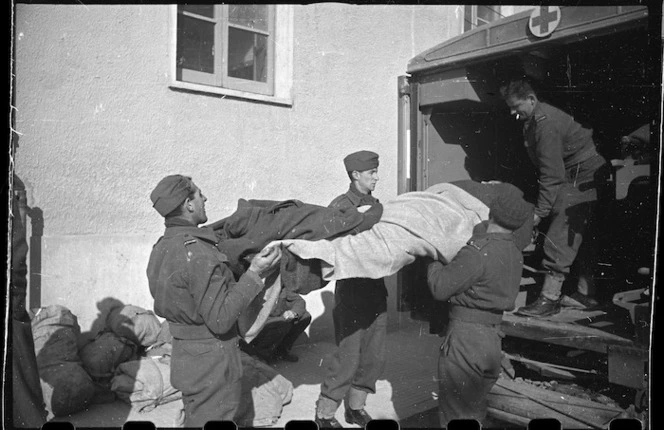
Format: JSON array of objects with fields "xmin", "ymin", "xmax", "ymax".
[
  {"xmin": 147, "ymin": 222, "xmax": 265, "ymax": 427},
  {"xmin": 523, "ymin": 102, "xmax": 610, "ymax": 282},
  {"xmin": 241, "ymin": 287, "xmax": 311, "ymax": 361},
  {"xmin": 317, "ymin": 184, "xmax": 388, "ymax": 419},
  {"xmin": 427, "ymin": 229, "xmax": 523, "ymax": 426}
]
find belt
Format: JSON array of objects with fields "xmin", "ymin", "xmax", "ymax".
[
  {"xmin": 169, "ymin": 322, "xmax": 237, "ymax": 341},
  {"xmin": 565, "ymin": 146, "xmax": 600, "ymax": 170},
  {"xmin": 449, "ymin": 306, "xmax": 503, "ymax": 325}
]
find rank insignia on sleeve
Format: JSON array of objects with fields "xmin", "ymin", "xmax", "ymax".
[
  {"xmin": 536, "ymin": 115, "xmax": 547, "ymax": 122},
  {"xmin": 184, "ymin": 239, "xmax": 197, "ymax": 246}
]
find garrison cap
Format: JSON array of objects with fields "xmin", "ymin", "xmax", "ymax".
[
  {"xmin": 150, "ymin": 174, "xmax": 195, "ymax": 217},
  {"xmin": 343, "ymin": 150, "xmax": 379, "ymax": 173},
  {"xmin": 493, "ymin": 182, "xmax": 524, "ymax": 199},
  {"xmin": 489, "ymin": 189, "xmax": 531, "ymax": 231}
]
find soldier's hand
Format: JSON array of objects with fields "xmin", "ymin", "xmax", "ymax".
[
  {"xmin": 282, "ymin": 310, "xmax": 297, "ymax": 320},
  {"xmin": 249, "ymin": 244, "xmax": 282, "ymax": 278},
  {"xmin": 533, "ymin": 213, "xmax": 542, "ymax": 226}
]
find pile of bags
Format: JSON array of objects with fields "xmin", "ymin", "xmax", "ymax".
[
  {"xmin": 31, "ymin": 305, "xmax": 96, "ymax": 417},
  {"xmin": 31, "ymin": 304, "xmax": 293, "ymax": 425}
]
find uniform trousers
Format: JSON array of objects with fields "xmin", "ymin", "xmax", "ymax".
[
  {"xmin": 318, "ymin": 311, "xmax": 388, "ymax": 416},
  {"xmin": 171, "ymin": 337, "xmax": 242, "ymax": 427},
  {"xmin": 540, "ymin": 155, "xmax": 610, "ymax": 287},
  {"xmin": 437, "ymin": 318, "xmax": 503, "ymax": 427}
]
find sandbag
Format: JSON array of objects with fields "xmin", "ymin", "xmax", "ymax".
[
  {"xmin": 79, "ymin": 331, "xmax": 138, "ymax": 381},
  {"xmin": 39, "ymin": 362, "xmax": 96, "ymax": 418},
  {"xmin": 235, "ymin": 352, "xmax": 293, "ymax": 427},
  {"xmin": 106, "ymin": 305, "xmax": 162, "ymax": 347},
  {"xmin": 31, "ymin": 305, "xmax": 81, "ymax": 368},
  {"xmin": 110, "ymin": 355, "xmax": 181, "ymax": 412}
]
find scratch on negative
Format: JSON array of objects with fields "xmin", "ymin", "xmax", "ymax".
[
  {"xmin": 539, "ymin": 232, "xmax": 561, "ymax": 252},
  {"xmin": 543, "ymin": 335, "xmax": 599, "ymax": 340}
]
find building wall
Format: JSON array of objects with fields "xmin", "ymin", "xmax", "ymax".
[{"xmin": 13, "ymin": 4, "xmax": 463, "ymax": 341}]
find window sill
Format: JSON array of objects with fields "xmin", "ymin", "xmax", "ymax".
[{"xmin": 169, "ymin": 80, "xmax": 293, "ymax": 107}]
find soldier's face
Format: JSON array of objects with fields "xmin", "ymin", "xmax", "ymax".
[
  {"xmin": 189, "ymin": 187, "xmax": 208, "ymax": 225},
  {"xmin": 354, "ymin": 168, "xmax": 379, "ymax": 194},
  {"xmin": 505, "ymin": 95, "xmax": 536, "ymax": 121}
]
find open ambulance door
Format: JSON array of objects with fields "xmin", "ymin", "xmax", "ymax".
[{"xmin": 396, "ymin": 5, "xmax": 660, "ymax": 332}]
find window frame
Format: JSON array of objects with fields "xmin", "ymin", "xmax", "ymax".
[
  {"xmin": 169, "ymin": 5, "xmax": 293, "ymax": 106},
  {"xmin": 463, "ymin": 5, "xmax": 502, "ymax": 32}
]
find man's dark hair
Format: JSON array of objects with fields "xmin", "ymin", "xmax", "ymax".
[{"xmin": 500, "ymin": 79, "xmax": 537, "ymax": 100}]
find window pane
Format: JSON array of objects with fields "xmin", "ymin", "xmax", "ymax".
[
  {"xmin": 464, "ymin": 6, "xmax": 473, "ymax": 32},
  {"xmin": 228, "ymin": 27, "xmax": 267, "ymax": 82},
  {"xmin": 180, "ymin": 5, "xmax": 214, "ymax": 18},
  {"xmin": 229, "ymin": 5, "xmax": 268, "ymax": 32},
  {"xmin": 177, "ymin": 15, "xmax": 215, "ymax": 74},
  {"xmin": 477, "ymin": 6, "xmax": 499, "ymax": 24}
]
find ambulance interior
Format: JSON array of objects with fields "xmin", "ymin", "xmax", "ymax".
[{"xmin": 403, "ymin": 15, "xmax": 658, "ymax": 336}]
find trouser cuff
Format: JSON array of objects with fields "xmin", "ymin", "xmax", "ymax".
[
  {"xmin": 347, "ymin": 387, "xmax": 369, "ymax": 410},
  {"xmin": 541, "ymin": 273, "xmax": 565, "ymax": 300},
  {"xmin": 316, "ymin": 396, "xmax": 340, "ymax": 418}
]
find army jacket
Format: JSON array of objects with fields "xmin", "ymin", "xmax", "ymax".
[
  {"xmin": 329, "ymin": 184, "xmax": 387, "ymax": 312},
  {"xmin": 427, "ymin": 230, "xmax": 522, "ymax": 313},
  {"xmin": 524, "ymin": 102, "xmax": 599, "ymax": 218},
  {"xmin": 147, "ymin": 223, "xmax": 264, "ymax": 340}
]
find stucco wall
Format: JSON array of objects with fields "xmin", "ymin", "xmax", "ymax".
[{"xmin": 14, "ymin": 4, "xmax": 462, "ymax": 340}]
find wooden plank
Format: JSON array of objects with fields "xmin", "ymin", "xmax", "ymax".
[
  {"xmin": 503, "ymin": 352, "xmax": 600, "ymax": 380},
  {"xmin": 486, "ymin": 407, "xmax": 530, "ymax": 428},
  {"xmin": 502, "ymin": 313, "xmax": 635, "ymax": 354},
  {"xmin": 496, "ymin": 378, "xmax": 623, "ymax": 412},
  {"xmin": 487, "ymin": 378, "xmax": 624, "ymax": 429}
]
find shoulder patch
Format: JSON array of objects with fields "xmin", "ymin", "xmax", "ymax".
[
  {"xmin": 467, "ymin": 237, "xmax": 490, "ymax": 251},
  {"xmin": 184, "ymin": 239, "xmax": 197, "ymax": 246},
  {"xmin": 467, "ymin": 240, "xmax": 482, "ymax": 251}
]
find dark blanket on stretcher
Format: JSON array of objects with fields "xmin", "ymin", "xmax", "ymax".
[{"xmin": 207, "ymin": 198, "xmax": 383, "ymax": 293}]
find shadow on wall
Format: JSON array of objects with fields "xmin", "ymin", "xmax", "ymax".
[
  {"xmin": 80, "ymin": 297, "xmax": 127, "ymax": 346},
  {"xmin": 27, "ymin": 207, "xmax": 44, "ymax": 311}
]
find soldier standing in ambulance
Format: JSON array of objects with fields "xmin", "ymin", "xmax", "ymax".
[
  {"xmin": 147, "ymin": 174, "xmax": 281, "ymax": 427},
  {"xmin": 426, "ymin": 189, "xmax": 531, "ymax": 426},
  {"xmin": 500, "ymin": 79, "xmax": 610, "ymax": 317},
  {"xmin": 315, "ymin": 151, "xmax": 387, "ymax": 428}
]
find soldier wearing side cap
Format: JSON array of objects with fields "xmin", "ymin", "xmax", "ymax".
[
  {"xmin": 315, "ymin": 151, "xmax": 387, "ymax": 428},
  {"xmin": 425, "ymin": 188, "xmax": 531, "ymax": 427},
  {"xmin": 146, "ymin": 175, "xmax": 281, "ymax": 427}
]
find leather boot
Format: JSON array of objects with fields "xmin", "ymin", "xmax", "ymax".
[
  {"xmin": 516, "ymin": 275, "xmax": 563, "ymax": 317},
  {"xmin": 315, "ymin": 398, "xmax": 342, "ymax": 428},
  {"xmin": 345, "ymin": 408, "xmax": 373, "ymax": 427}
]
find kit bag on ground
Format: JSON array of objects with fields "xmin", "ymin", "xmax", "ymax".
[
  {"xmin": 79, "ymin": 330, "xmax": 138, "ymax": 382},
  {"xmin": 31, "ymin": 305, "xmax": 81, "ymax": 367},
  {"xmin": 106, "ymin": 304, "xmax": 162, "ymax": 347},
  {"xmin": 31, "ymin": 305, "xmax": 96, "ymax": 418},
  {"xmin": 110, "ymin": 355, "xmax": 181, "ymax": 412},
  {"xmin": 235, "ymin": 351, "xmax": 294, "ymax": 427}
]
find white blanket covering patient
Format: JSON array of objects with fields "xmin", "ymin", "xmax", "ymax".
[{"xmin": 275, "ymin": 183, "xmax": 489, "ymax": 281}]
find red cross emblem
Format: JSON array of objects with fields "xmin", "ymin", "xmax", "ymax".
[{"xmin": 529, "ymin": 6, "xmax": 561, "ymax": 38}]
